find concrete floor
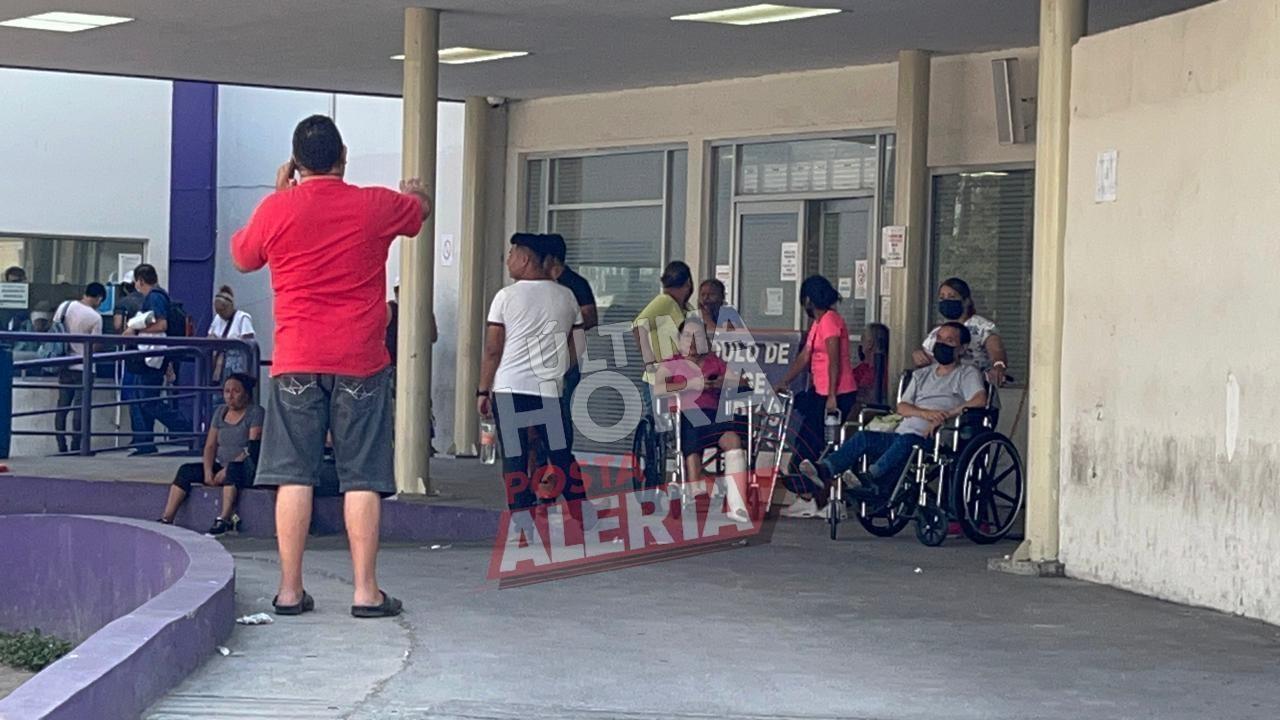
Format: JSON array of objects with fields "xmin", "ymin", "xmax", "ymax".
[{"xmin": 144, "ymin": 522, "xmax": 1280, "ymax": 720}]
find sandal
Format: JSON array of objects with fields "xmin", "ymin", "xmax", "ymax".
[
  {"xmin": 351, "ymin": 591, "xmax": 403, "ymax": 619},
  {"xmin": 272, "ymin": 590, "xmax": 315, "ymax": 616}
]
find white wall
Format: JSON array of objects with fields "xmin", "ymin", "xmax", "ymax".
[
  {"xmin": 1060, "ymin": 0, "xmax": 1279, "ymax": 625},
  {"xmin": 215, "ymin": 88, "xmax": 465, "ymax": 450},
  {"xmin": 0, "ymin": 69, "xmax": 173, "ymax": 275}
]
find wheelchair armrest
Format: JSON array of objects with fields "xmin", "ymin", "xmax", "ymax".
[
  {"xmin": 857, "ymin": 404, "xmax": 892, "ymax": 424},
  {"xmin": 961, "ymin": 407, "xmax": 996, "ymax": 427}
]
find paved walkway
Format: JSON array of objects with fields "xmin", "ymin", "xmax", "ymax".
[{"xmin": 145, "ymin": 523, "xmax": 1280, "ymax": 720}]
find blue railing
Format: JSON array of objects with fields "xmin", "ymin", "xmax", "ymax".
[{"xmin": 0, "ymin": 332, "xmax": 260, "ymax": 458}]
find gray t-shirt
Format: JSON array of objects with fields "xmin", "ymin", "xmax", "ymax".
[
  {"xmin": 213, "ymin": 404, "xmax": 265, "ymax": 465},
  {"xmin": 897, "ymin": 364, "xmax": 985, "ymax": 437}
]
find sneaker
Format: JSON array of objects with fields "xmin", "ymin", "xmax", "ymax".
[
  {"xmin": 798, "ymin": 459, "xmax": 833, "ymax": 489},
  {"xmin": 157, "ymin": 517, "xmax": 173, "ymax": 525},
  {"xmin": 727, "ymin": 508, "xmax": 751, "ymax": 524},
  {"xmin": 206, "ymin": 516, "xmax": 238, "ymax": 536},
  {"xmin": 131, "ymin": 447, "xmax": 158, "ymax": 457},
  {"xmin": 781, "ymin": 497, "xmax": 821, "ymax": 518}
]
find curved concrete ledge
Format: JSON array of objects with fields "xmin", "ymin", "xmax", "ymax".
[
  {"xmin": 1, "ymin": 475, "xmax": 501, "ymax": 542},
  {"xmin": 0, "ymin": 515, "xmax": 234, "ymax": 720}
]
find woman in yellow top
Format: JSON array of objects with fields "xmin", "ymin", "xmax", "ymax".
[{"xmin": 632, "ymin": 261, "xmax": 695, "ymax": 393}]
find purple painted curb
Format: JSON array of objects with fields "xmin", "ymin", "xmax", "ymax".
[
  {"xmin": 0, "ymin": 515, "xmax": 234, "ymax": 720},
  {"xmin": 0, "ymin": 475, "xmax": 501, "ymax": 543}
]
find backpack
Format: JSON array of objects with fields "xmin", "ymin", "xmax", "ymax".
[
  {"xmin": 153, "ymin": 289, "xmax": 189, "ymax": 337},
  {"xmin": 38, "ymin": 301, "xmax": 72, "ymax": 361}
]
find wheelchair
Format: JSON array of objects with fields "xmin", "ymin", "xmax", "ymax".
[
  {"xmin": 630, "ymin": 386, "xmax": 793, "ymax": 519},
  {"xmin": 824, "ymin": 371, "xmax": 1025, "ymax": 547}
]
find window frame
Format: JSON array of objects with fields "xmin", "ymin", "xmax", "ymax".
[{"xmin": 0, "ymin": 231, "xmax": 148, "ymax": 285}]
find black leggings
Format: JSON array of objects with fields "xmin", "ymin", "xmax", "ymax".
[
  {"xmin": 172, "ymin": 461, "xmax": 252, "ymax": 493},
  {"xmin": 791, "ymin": 390, "xmax": 858, "ymax": 467}
]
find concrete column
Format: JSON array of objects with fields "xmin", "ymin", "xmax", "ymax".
[
  {"xmin": 684, "ymin": 141, "xmax": 709, "ymax": 280},
  {"xmin": 451, "ymin": 97, "xmax": 490, "ymax": 457},
  {"xmin": 886, "ymin": 50, "xmax": 931, "ymax": 375},
  {"xmin": 395, "ymin": 6, "xmax": 439, "ymax": 495},
  {"xmin": 1007, "ymin": 0, "xmax": 1086, "ymax": 572}
]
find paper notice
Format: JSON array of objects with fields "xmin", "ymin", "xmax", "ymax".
[
  {"xmin": 811, "ymin": 160, "xmax": 829, "ymax": 191},
  {"xmin": 854, "ymin": 260, "xmax": 869, "ymax": 299},
  {"xmin": 879, "ymin": 295, "xmax": 891, "ymax": 321},
  {"xmin": 1095, "ymin": 150, "xmax": 1118, "ymax": 202},
  {"xmin": 117, "ymin": 253, "xmax": 143, "ymax": 282},
  {"xmin": 780, "ymin": 242, "xmax": 799, "ymax": 282},
  {"xmin": 790, "ymin": 161, "xmax": 812, "ymax": 192},
  {"xmin": 0, "ymin": 283, "xmax": 29, "ymax": 310},
  {"xmin": 715, "ymin": 264, "xmax": 733, "ymax": 299},
  {"xmin": 832, "ymin": 157, "xmax": 862, "ymax": 190},
  {"xmin": 742, "ymin": 165, "xmax": 759, "ymax": 193},
  {"xmin": 880, "ymin": 266, "xmax": 892, "ymax": 296},
  {"xmin": 763, "ymin": 163, "xmax": 788, "ymax": 193},
  {"xmin": 881, "ymin": 226, "xmax": 906, "ymax": 268},
  {"xmin": 861, "ymin": 154, "xmax": 879, "ymax": 187},
  {"xmin": 837, "ymin": 277, "xmax": 853, "ymax": 299},
  {"xmin": 765, "ymin": 287, "xmax": 784, "ymax": 317}
]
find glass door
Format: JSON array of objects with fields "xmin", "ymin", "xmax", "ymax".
[
  {"xmin": 733, "ymin": 201, "xmax": 805, "ymax": 330},
  {"xmin": 817, "ymin": 197, "xmax": 875, "ymax": 337}
]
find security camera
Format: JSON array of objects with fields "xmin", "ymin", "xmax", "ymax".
[{"xmin": 485, "ymin": 96, "xmax": 507, "ymax": 108}]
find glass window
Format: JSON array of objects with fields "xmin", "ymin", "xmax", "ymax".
[
  {"xmin": 737, "ymin": 137, "xmax": 877, "ymax": 196},
  {"xmin": 523, "ymin": 159, "xmax": 546, "ymax": 232},
  {"xmin": 709, "ymin": 146, "xmax": 734, "ymax": 268},
  {"xmin": 551, "ymin": 153, "xmax": 664, "ymax": 205},
  {"xmin": 0, "ymin": 234, "xmax": 146, "ymax": 330},
  {"xmin": 666, "ymin": 149, "xmax": 687, "ymax": 266},
  {"xmin": 930, "ymin": 170, "xmax": 1035, "ymax": 381}
]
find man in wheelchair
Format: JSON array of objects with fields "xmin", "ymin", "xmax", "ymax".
[{"xmin": 798, "ymin": 322, "xmax": 987, "ymax": 501}]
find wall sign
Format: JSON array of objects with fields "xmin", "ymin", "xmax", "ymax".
[{"xmin": 881, "ymin": 226, "xmax": 906, "ymax": 268}]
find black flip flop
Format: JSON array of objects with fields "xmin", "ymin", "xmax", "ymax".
[
  {"xmin": 272, "ymin": 590, "xmax": 315, "ymax": 616},
  {"xmin": 351, "ymin": 591, "xmax": 403, "ymax": 619}
]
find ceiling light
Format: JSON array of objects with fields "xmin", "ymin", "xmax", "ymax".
[
  {"xmin": 0, "ymin": 11, "xmax": 133, "ymax": 32},
  {"xmin": 391, "ymin": 47, "xmax": 529, "ymax": 64},
  {"xmin": 671, "ymin": 4, "xmax": 841, "ymax": 26}
]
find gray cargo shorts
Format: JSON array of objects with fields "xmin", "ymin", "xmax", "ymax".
[{"xmin": 255, "ymin": 366, "xmax": 395, "ymax": 496}]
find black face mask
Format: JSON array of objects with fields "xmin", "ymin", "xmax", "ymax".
[
  {"xmin": 939, "ymin": 299, "xmax": 965, "ymax": 320},
  {"xmin": 804, "ymin": 305, "xmax": 816, "ymax": 319},
  {"xmin": 933, "ymin": 343, "xmax": 958, "ymax": 366}
]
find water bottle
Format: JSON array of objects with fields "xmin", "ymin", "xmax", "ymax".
[
  {"xmin": 479, "ymin": 417, "xmax": 497, "ymax": 465},
  {"xmin": 824, "ymin": 411, "xmax": 841, "ymax": 447}
]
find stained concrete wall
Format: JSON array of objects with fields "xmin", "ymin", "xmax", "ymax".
[{"xmin": 1060, "ymin": 0, "xmax": 1278, "ymax": 624}]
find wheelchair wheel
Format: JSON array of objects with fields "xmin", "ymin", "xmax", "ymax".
[
  {"xmin": 855, "ymin": 498, "xmax": 911, "ymax": 537},
  {"xmin": 952, "ymin": 432, "xmax": 1024, "ymax": 545},
  {"xmin": 915, "ymin": 505, "xmax": 947, "ymax": 547},
  {"xmin": 630, "ymin": 417, "xmax": 665, "ymax": 491}
]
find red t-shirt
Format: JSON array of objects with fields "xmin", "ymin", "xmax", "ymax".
[
  {"xmin": 231, "ymin": 177, "xmax": 423, "ymax": 377},
  {"xmin": 806, "ymin": 310, "xmax": 857, "ymax": 396}
]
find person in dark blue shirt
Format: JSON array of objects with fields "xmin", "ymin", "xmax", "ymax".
[{"xmin": 121, "ymin": 263, "xmax": 191, "ymax": 455}]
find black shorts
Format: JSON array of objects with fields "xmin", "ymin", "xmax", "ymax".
[{"xmin": 678, "ymin": 406, "xmax": 744, "ymax": 457}]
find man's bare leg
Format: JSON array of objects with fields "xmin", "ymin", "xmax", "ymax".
[
  {"xmin": 345, "ymin": 490, "xmax": 382, "ymax": 606},
  {"xmin": 275, "ymin": 484, "xmax": 313, "ymax": 606}
]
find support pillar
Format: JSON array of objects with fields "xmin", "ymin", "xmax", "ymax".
[
  {"xmin": 451, "ymin": 97, "xmax": 490, "ymax": 457},
  {"xmin": 395, "ymin": 6, "xmax": 439, "ymax": 495},
  {"xmin": 1001, "ymin": 0, "xmax": 1086, "ymax": 574},
  {"xmin": 886, "ymin": 50, "xmax": 931, "ymax": 375}
]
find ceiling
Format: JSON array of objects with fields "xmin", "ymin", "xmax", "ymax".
[{"xmin": 0, "ymin": 0, "xmax": 1213, "ymax": 99}]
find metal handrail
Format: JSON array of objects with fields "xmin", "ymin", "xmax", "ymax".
[{"xmin": 0, "ymin": 331, "xmax": 260, "ymax": 457}]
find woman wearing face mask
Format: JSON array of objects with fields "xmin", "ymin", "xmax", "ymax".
[
  {"xmin": 913, "ymin": 277, "xmax": 1008, "ymax": 388},
  {"xmin": 774, "ymin": 276, "xmax": 858, "ymax": 517}
]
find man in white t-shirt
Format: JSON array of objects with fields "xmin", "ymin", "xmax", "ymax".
[
  {"xmin": 53, "ymin": 283, "xmax": 107, "ymax": 453},
  {"xmin": 477, "ymin": 233, "xmax": 584, "ymax": 510}
]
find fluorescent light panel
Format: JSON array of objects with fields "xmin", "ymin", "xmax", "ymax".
[
  {"xmin": 391, "ymin": 47, "xmax": 529, "ymax": 64},
  {"xmin": 671, "ymin": 4, "xmax": 841, "ymax": 26},
  {"xmin": 0, "ymin": 11, "xmax": 133, "ymax": 32}
]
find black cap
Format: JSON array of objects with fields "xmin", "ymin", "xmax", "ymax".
[{"xmin": 542, "ymin": 234, "xmax": 567, "ymax": 263}]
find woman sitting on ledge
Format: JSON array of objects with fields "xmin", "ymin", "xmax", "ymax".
[{"xmin": 159, "ymin": 373, "xmax": 263, "ymax": 535}]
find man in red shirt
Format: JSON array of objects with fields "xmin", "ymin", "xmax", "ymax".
[{"xmin": 232, "ymin": 115, "xmax": 431, "ymax": 619}]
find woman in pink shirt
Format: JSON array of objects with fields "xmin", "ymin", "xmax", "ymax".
[{"xmin": 775, "ymin": 276, "xmax": 858, "ymax": 516}]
